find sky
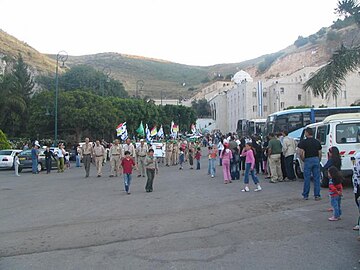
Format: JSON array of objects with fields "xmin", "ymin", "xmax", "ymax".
[{"xmin": 0, "ymin": 0, "xmax": 340, "ymax": 66}]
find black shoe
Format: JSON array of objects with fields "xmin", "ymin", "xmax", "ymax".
[
  {"xmin": 137, "ymin": 175, "xmax": 141, "ymax": 177},
  {"xmin": 315, "ymin": 196, "xmax": 321, "ymax": 201}
]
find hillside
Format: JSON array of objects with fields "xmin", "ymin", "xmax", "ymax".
[
  {"xmin": 0, "ymin": 29, "xmax": 55, "ymax": 75},
  {"xmin": 1, "ymin": 20, "xmax": 359, "ymax": 99}
]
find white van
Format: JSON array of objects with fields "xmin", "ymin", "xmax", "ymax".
[{"xmin": 295, "ymin": 113, "xmax": 360, "ymax": 182}]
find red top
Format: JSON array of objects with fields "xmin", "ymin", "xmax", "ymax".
[
  {"xmin": 195, "ymin": 151, "xmax": 201, "ymax": 160},
  {"xmin": 121, "ymin": 157, "xmax": 135, "ymax": 174},
  {"xmin": 329, "ymin": 179, "xmax": 343, "ymax": 197}
]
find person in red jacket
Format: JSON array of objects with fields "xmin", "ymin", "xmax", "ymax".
[
  {"xmin": 121, "ymin": 151, "xmax": 137, "ymax": 194},
  {"xmin": 328, "ymin": 166, "xmax": 343, "ymax": 221}
]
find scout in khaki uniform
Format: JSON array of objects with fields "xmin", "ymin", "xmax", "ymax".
[
  {"xmin": 93, "ymin": 140, "xmax": 105, "ymax": 177},
  {"xmin": 81, "ymin": 137, "xmax": 93, "ymax": 178},
  {"xmin": 123, "ymin": 138, "xmax": 135, "ymax": 158},
  {"xmin": 109, "ymin": 139, "xmax": 123, "ymax": 177},
  {"xmin": 172, "ymin": 141, "xmax": 178, "ymax": 165},
  {"xmin": 136, "ymin": 139, "xmax": 148, "ymax": 177},
  {"xmin": 165, "ymin": 141, "xmax": 173, "ymax": 166}
]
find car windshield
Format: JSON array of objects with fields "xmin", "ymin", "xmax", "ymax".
[
  {"xmin": 20, "ymin": 150, "xmax": 32, "ymax": 156},
  {"xmin": 0, "ymin": 150, "xmax": 12, "ymax": 155}
]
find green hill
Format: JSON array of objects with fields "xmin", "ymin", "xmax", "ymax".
[{"xmin": 1, "ymin": 18, "xmax": 359, "ymax": 99}]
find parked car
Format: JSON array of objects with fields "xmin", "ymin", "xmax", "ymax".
[
  {"xmin": 0, "ymin": 149, "xmax": 22, "ymax": 169},
  {"xmin": 18, "ymin": 149, "xmax": 58, "ymax": 172}
]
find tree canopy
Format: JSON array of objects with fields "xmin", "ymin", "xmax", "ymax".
[{"xmin": 304, "ymin": 0, "xmax": 360, "ymax": 98}]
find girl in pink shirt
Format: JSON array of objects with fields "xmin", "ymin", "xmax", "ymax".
[
  {"xmin": 241, "ymin": 143, "xmax": 261, "ymax": 192},
  {"xmin": 221, "ymin": 143, "xmax": 233, "ymax": 184}
]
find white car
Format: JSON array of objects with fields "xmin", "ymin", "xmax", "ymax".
[{"xmin": 0, "ymin": 149, "xmax": 22, "ymax": 169}]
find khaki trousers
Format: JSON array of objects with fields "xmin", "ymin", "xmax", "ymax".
[
  {"xmin": 268, "ymin": 154, "xmax": 283, "ymax": 181},
  {"xmin": 95, "ymin": 156, "xmax": 103, "ymax": 176},
  {"xmin": 137, "ymin": 156, "xmax": 146, "ymax": 176},
  {"xmin": 110, "ymin": 156, "xmax": 121, "ymax": 176},
  {"xmin": 166, "ymin": 151, "xmax": 172, "ymax": 165}
]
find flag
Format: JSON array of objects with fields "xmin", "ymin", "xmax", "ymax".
[
  {"xmin": 150, "ymin": 126, "xmax": 157, "ymax": 137},
  {"xmin": 157, "ymin": 125, "xmax": 164, "ymax": 138},
  {"xmin": 191, "ymin": 124, "xmax": 196, "ymax": 134},
  {"xmin": 136, "ymin": 121, "xmax": 145, "ymax": 137},
  {"xmin": 170, "ymin": 121, "xmax": 179, "ymax": 138},
  {"xmin": 116, "ymin": 122, "xmax": 127, "ymax": 137},
  {"xmin": 145, "ymin": 124, "xmax": 151, "ymax": 142},
  {"xmin": 120, "ymin": 129, "xmax": 128, "ymax": 141}
]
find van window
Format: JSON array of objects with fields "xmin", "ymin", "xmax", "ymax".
[
  {"xmin": 336, "ymin": 123, "xmax": 360, "ymax": 144},
  {"xmin": 316, "ymin": 125, "xmax": 327, "ymax": 145}
]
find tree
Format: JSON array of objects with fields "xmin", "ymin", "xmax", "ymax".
[
  {"xmin": 304, "ymin": 0, "xmax": 360, "ymax": 98},
  {"xmin": 191, "ymin": 99, "xmax": 211, "ymax": 118},
  {"xmin": 0, "ymin": 129, "xmax": 11, "ymax": 149}
]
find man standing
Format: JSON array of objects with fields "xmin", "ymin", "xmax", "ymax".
[
  {"xmin": 109, "ymin": 139, "xmax": 123, "ymax": 177},
  {"xmin": 298, "ymin": 127, "xmax": 322, "ymax": 200},
  {"xmin": 282, "ymin": 130, "xmax": 296, "ymax": 181},
  {"xmin": 267, "ymin": 133, "xmax": 283, "ymax": 183},
  {"xmin": 165, "ymin": 141, "xmax": 173, "ymax": 166},
  {"xmin": 81, "ymin": 138, "xmax": 93, "ymax": 178},
  {"xmin": 136, "ymin": 139, "xmax": 148, "ymax": 177},
  {"xmin": 123, "ymin": 138, "xmax": 135, "ymax": 159},
  {"xmin": 93, "ymin": 140, "xmax": 105, "ymax": 177},
  {"xmin": 31, "ymin": 142, "xmax": 40, "ymax": 174}
]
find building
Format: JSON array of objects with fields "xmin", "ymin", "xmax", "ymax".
[{"xmin": 208, "ymin": 68, "xmax": 360, "ymax": 133}]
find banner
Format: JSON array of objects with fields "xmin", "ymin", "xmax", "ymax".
[
  {"xmin": 116, "ymin": 122, "xmax": 127, "ymax": 137},
  {"xmin": 157, "ymin": 125, "xmax": 164, "ymax": 138},
  {"xmin": 136, "ymin": 121, "xmax": 145, "ymax": 137},
  {"xmin": 150, "ymin": 126, "xmax": 157, "ymax": 137}
]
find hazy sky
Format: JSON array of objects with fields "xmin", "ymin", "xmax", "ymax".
[{"xmin": 1, "ymin": 0, "xmax": 339, "ymax": 66}]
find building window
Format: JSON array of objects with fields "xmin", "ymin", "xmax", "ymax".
[
  {"xmin": 252, "ymin": 92, "xmax": 257, "ymax": 98},
  {"xmin": 280, "ymin": 102, "xmax": 285, "ymax": 109},
  {"xmin": 280, "ymin": 87, "xmax": 285, "ymax": 94},
  {"xmin": 298, "ymin": 94, "xmax": 302, "ymax": 101},
  {"xmin": 252, "ymin": 105, "xmax": 257, "ymax": 112},
  {"xmin": 263, "ymin": 106, "xmax": 268, "ymax": 112},
  {"xmin": 263, "ymin": 92, "xmax": 267, "ymax": 98}
]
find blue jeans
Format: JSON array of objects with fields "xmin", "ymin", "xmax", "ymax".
[
  {"xmin": 208, "ymin": 158, "xmax": 216, "ymax": 175},
  {"xmin": 76, "ymin": 155, "xmax": 81, "ymax": 167},
  {"xmin": 244, "ymin": 163, "xmax": 259, "ymax": 184},
  {"xmin": 302, "ymin": 157, "xmax": 321, "ymax": 198},
  {"xmin": 32, "ymin": 158, "xmax": 38, "ymax": 173},
  {"xmin": 331, "ymin": 196, "xmax": 342, "ymax": 218},
  {"xmin": 196, "ymin": 160, "xmax": 200, "ymax": 170},
  {"xmin": 285, "ymin": 155, "xmax": 296, "ymax": 180},
  {"xmin": 123, "ymin": 173, "xmax": 132, "ymax": 192}
]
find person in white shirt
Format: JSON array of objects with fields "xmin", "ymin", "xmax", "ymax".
[{"xmin": 217, "ymin": 140, "xmax": 224, "ymax": 166}]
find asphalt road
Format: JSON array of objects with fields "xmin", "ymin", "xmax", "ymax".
[{"xmin": 0, "ymin": 155, "xmax": 359, "ymax": 270}]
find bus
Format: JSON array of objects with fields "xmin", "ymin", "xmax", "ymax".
[
  {"xmin": 264, "ymin": 106, "xmax": 360, "ymax": 138},
  {"xmin": 236, "ymin": 118, "xmax": 266, "ymax": 137}
]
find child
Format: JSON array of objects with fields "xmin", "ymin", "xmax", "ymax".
[
  {"xmin": 328, "ymin": 166, "xmax": 343, "ymax": 221},
  {"xmin": 14, "ymin": 152, "xmax": 20, "ymax": 176},
  {"xmin": 241, "ymin": 143, "xmax": 261, "ymax": 192},
  {"xmin": 195, "ymin": 147, "xmax": 202, "ymax": 170},
  {"xmin": 221, "ymin": 143, "xmax": 232, "ymax": 184},
  {"xmin": 145, "ymin": 149, "xmax": 159, "ymax": 192},
  {"xmin": 65, "ymin": 153, "xmax": 70, "ymax": 169},
  {"xmin": 208, "ymin": 145, "xmax": 218, "ymax": 178},
  {"xmin": 179, "ymin": 147, "xmax": 185, "ymax": 170},
  {"xmin": 352, "ymin": 153, "xmax": 360, "ymax": 234},
  {"xmin": 121, "ymin": 151, "xmax": 137, "ymax": 194}
]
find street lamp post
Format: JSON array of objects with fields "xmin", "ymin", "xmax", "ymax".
[
  {"xmin": 54, "ymin": 51, "xmax": 68, "ymax": 146},
  {"xmin": 100, "ymin": 67, "xmax": 111, "ymax": 96}
]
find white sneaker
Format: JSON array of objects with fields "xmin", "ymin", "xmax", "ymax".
[
  {"xmin": 254, "ymin": 185, "xmax": 262, "ymax": 192},
  {"xmin": 241, "ymin": 186, "xmax": 250, "ymax": 192},
  {"xmin": 211, "ymin": 175, "xmax": 214, "ymax": 178}
]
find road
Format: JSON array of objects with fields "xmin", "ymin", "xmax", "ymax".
[{"xmin": 0, "ymin": 155, "xmax": 359, "ymax": 270}]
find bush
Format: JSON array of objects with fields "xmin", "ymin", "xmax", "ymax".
[
  {"xmin": 0, "ymin": 130, "xmax": 11, "ymax": 149},
  {"xmin": 294, "ymin": 36, "xmax": 309, "ymax": 48},
  {"xmin": 326, "ymin": 30, "xmax": 341, "ymax": 41},
  {"xmin": 316, "ymin": 27, "xmax": 327, "ymax": 37},
  {"xmin": 257, "ymin": 52, "xmax": 284, "ymax": 73},
  {"xmin": 309, "ymin": 34, "xmax": 318, "ymax": 44}
]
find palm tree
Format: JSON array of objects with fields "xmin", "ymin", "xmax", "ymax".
[{"xmin": 303, "ymin": 0, "xmax": 360, "ymax": 98}]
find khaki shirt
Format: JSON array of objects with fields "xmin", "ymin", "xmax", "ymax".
[
  {"xmin": 123, "ymin": 143, "xmax": 135, "ymax": 157},
  {"xmin": 93, "ymin": 145, "xmax": 105, "ymax": 157},
  {"xmin": 81, "ymin": 143, "xmax": 93, "ymax": 156},
  {"xmin": 109, "ymin": 144, "xmax": 123, "ymax": 158},
  {"xmin": 136, "ymin": 144, "xmax": 148, "ymax": 157},
  {"xmin": 145, "ymin": 155, "xmax": 158, "ymax": 170}
]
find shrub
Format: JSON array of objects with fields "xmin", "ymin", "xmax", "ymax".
[
  {"xmin": 294, "ymin": 36, "xmax": 309, "ymax": 48},
  {"xmin": 0, "ymin": 130, "xmax": 11, "ymax": 150}
]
